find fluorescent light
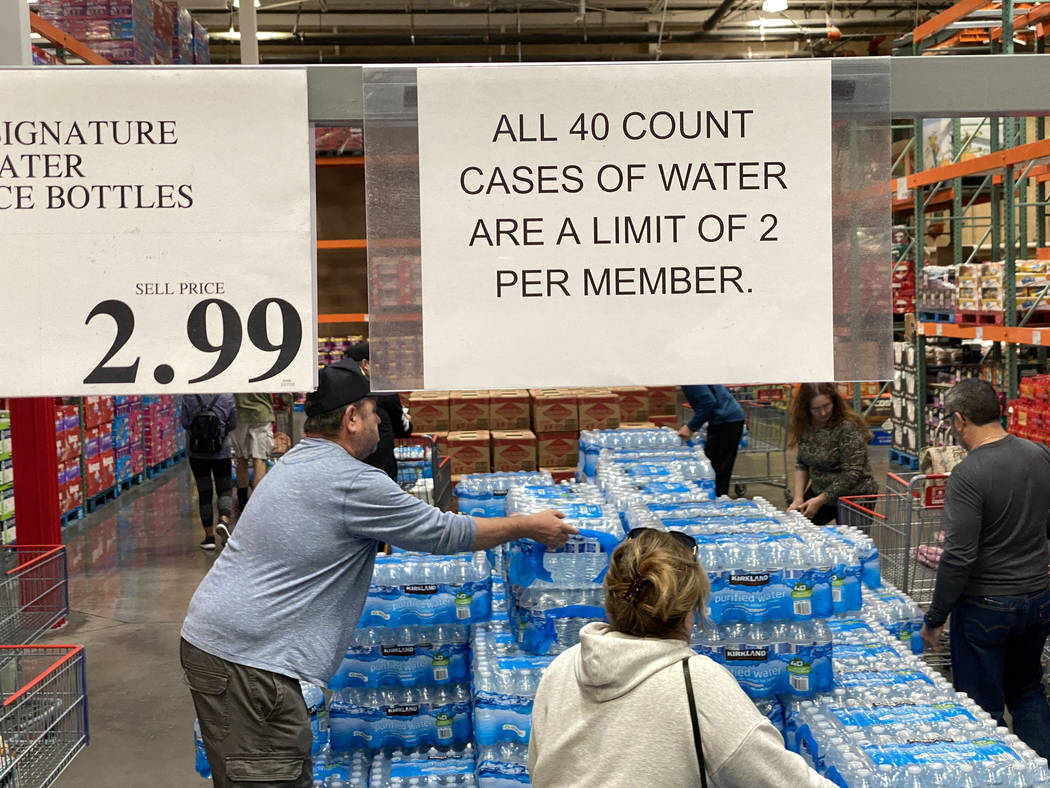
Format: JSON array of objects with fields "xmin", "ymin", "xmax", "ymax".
[
  {"xmin": 761, "ymin": 0, "xmax": 788, "ymax": 13},
  {"xmin": 232, "ymin": 0, "xmax": 261, "ymax": 7},
  {"xmin": 213, "ymin": 30, "xmax": 293, "ymax": 40},
  {"xmin": 747, "ymin": 17, "xmax": 793, "ymax": 27}
]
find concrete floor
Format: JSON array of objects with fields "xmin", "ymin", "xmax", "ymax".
[
  {"xmin": 39, "ymin": 466, "xmax": 211, "ymax": 787},
  {"xmin": 37, "ymin": 445, "xmax": 894, "ymax": 785}
]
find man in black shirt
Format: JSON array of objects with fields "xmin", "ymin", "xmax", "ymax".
[
  {"xmin": 347, "ymin": 342, "xmax": 412, "ymax": 481},
  {"xmin": 920, "ymin": 378, "xmax": 1050, "ymax": 758}
]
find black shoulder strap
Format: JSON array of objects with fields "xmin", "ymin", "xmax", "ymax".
[{"xmin": 682, "ymin": 657, "xmax": 708, "ymax": 788}]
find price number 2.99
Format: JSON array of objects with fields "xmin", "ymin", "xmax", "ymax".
[{"xmin": 83, "ymin": 298, "xmax": 303, "ymax": 386}]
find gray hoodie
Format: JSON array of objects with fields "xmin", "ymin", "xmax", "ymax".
[{"xmin": 528, "ymin": 622, "xmax": 834, "ymax": 787}]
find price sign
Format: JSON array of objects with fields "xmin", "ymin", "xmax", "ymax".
[{"xmin": 0, "ymin": 69, "xmax": 315, "ymax": 396}]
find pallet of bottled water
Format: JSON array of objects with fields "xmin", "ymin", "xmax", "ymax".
[
  {"xmin": 477, "ymin": 742, "xmax": 530, "ymax": 787},
  {"xmin": 455, "ymin": 472, "xmax": 554, "ymax": 518},
  {"xmin": 329, "ymin": 625, "xmax": 472, "ymax": 690},
  {"xmin": 827, "ymin": 617, "xmax": 936, "ymax": 694},
  {"xmin": 576, "ymin": 427, "xmax": 683, "ymax": 481},
  {"xmin": 329, "ymin": 685, "xmax": 474, "ymax": 751},
  {"xmin": 509, "ymin": 586, "xmax": 605, "ymax": 656},
  {"xmin": 472, "ymin": 622, "xmax": 553, "ymax": 746},
  {"xmin": 368, "ymin": 745, "xmax": 478, "ymax": 787},
  {"xmin": 359, "ymin": 553, "xmax": 493, "ymax": 627},
  {"xmin": 692, "ymin": 620, "xmax": 834, "ymax": 698}
]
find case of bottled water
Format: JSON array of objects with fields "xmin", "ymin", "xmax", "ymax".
[
  {"xmin": 368, "ymin": 745, "xmax": 478, "ymax": 786},
  {"xmin": 359, "ymin": 553, "xmax": 493, "ymax": 627},
  {"xmin": 455, "ymin": 472, "xmax": 554, "ymax": 518},
  {"xmin": 472, "ymin": 623, "xmax": 553, "ymax": 746},
  {"xmin": 692, "ymin": 620, "xmax": 833, "ymax": 698},
  {"xmin": 502, "ymin": 482, "xmax": 605, "ymax": 515},
  {"xmin": 477, "ymin": 742, "xmax": 531, "ymax": 787},
  {"xmin": 509, "ymin": 586, "xmax": 605, "ymax": 656},
  {"xmin": 829, "ymin": 525, "xmax": 881, "ymax": 589},
  {"xmin": 595, "ymin": 457, "xmax": 716, "ymax": 500},
  {"xmin": 576, "ymin": 427, "xmax": 682, "ymax": 481},
  {"xmin": 861, "ymin": 584, "xmax": 925, "ymax": 655},
  {"xmin": 505, "ymin": 509, "xmax": 623, "ymax": 589},
  {"xmin": 311, "ymin": 748, "xmax": 370, "ymax": 787},
  {"xmin": 329, "ymin": 625, "xmax": 472, "ymax": 690},
  {"xmin": 328, "ymin": 685, "xmax": 473, "ymax": 751}
]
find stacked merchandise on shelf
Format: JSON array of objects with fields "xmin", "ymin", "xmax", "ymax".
[
  {"xmin": 151, "ymin": 0, "xmax": 174, "ymax": 64},
  {"xmin": 955, "ymin": 260, "xmax": 1050, "ymax": 325},
  {"xmin": 891, "ymin": 226, "xmax": 916, "ymax": 316},
  {"xmin": 191, "ymin": 19, "xmax": 210, "ymax": 63},
  {"xmin": 168, "ymin": 0, "xmax": 192, "ymax": 62},
  {"xmin": 38, "ymin": 0, "xmax": 156, "ymax": 64},
  {"xmin": 318, "ymin": 336, "xmax": 365, "ymax": 368},
  {"xmin": 1008, "ymin": 374, "xmax": 1050, "ymax": 447},
  {"xmin": 916, "ymin": 265, "xmax": 957, "ymax": 320},
  {"xmin": 315, "ymin": 127, "xmax": 364, "ymax": 156},
  {"xmin": 32, "ymin": 45, "xmax": 66, "ymax": 65},
  {"xmin": 113, "ymin": 396, "xmax": 144, "ymax": 484},
  {"xmin": 55, "ymin": 404, "xmax": 83, "ymax": 521},
  {"xmin": 890, "ymin": 342, "xmax": 920, "ymax": 460},
  {"xmin": 143, "ymin": 395, "xmax": 181, "ymax": 468},
  {"xmin": 0, "ymin": 411, "xmax": 12, "ymax": 542},
  {"xmin": 82, "ymin": 396, "xmax": 115, "ymax": 501}
]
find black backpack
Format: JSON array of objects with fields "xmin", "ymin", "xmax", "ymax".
[{"xmin": 189, "ymin": 396, "xmax": 224, "ymax": 454}]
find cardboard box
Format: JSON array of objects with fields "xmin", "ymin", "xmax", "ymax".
[
  {"xmin": 537, "ymin": 432, "xmax": 579, "ymax": 469},
  {"xmin": 531, "ymin": 390, "xmax": 579, "ymax": 433},
  {"xmin": 412, "ymin": 431, "xmax": 449, "ymax": 458},
  {"xmin": 613, "ymin": 387, "xmax": 650, "ymax": 423},
  {"xmin": 577, "ymin": 389, "xmax": 621, "ymax": 430},
  {"xmin": 647, "ymin": 387, "xmax": 678, "ymax": 416},
  {"xmin": 491, "ymin": 430, "xmax": 537, "ymax": 472},
  {"xmin": 650, "ymin": 414, "xmax": 679, "ymax": 429},
  {"xmin": 620, "ymin": 422, "xmax": 659, "ymax": 430},
  {"xmin": 541, "ymin": 466, "xmax": 577, "ymax": 483},
  {"xmin": 446, "ymin": 430, "xmax": 491, "ymax": 475},
  {"xmin": 450, "ymin": 391, "xmax": 491, "ymax": 431},
  {"xmin": 489, "ymin": 390, "xmax": 532, "ymax": 430},
  {"xmin": 408, "ymin": 392, "xmax": 450, "ymax": 433}
]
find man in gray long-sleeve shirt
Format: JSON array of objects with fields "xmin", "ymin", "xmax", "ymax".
[
  {"xmin": 920, "ymin": 378, "xmax": 1050, "ymax": 759},
  {"xmin": 181, "ymin": 360, "xmax": 576, "ymax": 787}
]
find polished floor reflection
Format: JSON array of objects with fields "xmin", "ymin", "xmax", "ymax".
[{"xmin": 39, "ymin": 466, "xmax": 214, "ymax": 787}]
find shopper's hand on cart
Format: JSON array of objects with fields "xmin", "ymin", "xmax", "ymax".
[
  {"xmin": 525, "ymin": 510, "xmax": 578, "ymax": 549},
  {"xmin": 920, "ymin": 621, "xmax": 946, "ymax": 653}
]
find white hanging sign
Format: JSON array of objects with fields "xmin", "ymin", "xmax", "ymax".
[
  {"xmin": 415, "ymin": 61, "xmax": 833, "ymax": 389},
  {"xmin": 0, "ymin": 69, "xmax": 315, "ymax": 395}
]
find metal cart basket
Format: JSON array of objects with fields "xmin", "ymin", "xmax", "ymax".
[
  {"xmin": 0, "ymin": 646, "xmax": 88, "ymax": 788},
  {"xmin": 838, "ymin": 472, "xmax": 951, "ymax": 664},
  {"xmin": 394, "ymin": 435, "xmax": 452, "ymax": 512},
  {"xmin": 0, "ymin": 548, "xmax": 68, "ymax": 647}
]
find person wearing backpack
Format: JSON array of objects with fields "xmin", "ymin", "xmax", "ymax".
[{"xmin": 181, "ymin": 394, "xmax": 238, "ymax": 550}]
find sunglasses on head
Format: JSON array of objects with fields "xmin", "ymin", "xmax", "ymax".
[{"xmin": 626, "ymin": 527, "xmax": 698, "ymax": 557}]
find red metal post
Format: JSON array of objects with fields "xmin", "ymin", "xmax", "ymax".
[{"xmin": 10, "ymin": 399, "xmax": 61, "ymax": 546}]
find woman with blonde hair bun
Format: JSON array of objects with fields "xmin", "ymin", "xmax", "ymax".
[{"xmin": 528, "ymin": 528, "xmax": 834, "ymax": 787}]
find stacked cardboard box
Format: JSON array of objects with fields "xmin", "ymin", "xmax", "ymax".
[
  {"xmin": 192, "ymin": 19, "xmax": 210, "ymax": 63},
  {"xmin": 530, "ymin": 389, "xmax": 579, "ymax": 479},
  {"xmin": 892, "ymin": 259, "xmax": 916, "ymax": 315},
  {"xmin": 144, "ymin": 395, "xmax": 178, "ymax": 467},
  {"xmin": 318, "ymin": 336, "xmax": 365, "ymax": 367},
  {"xmin": 39, "ymin": 0, "xmax": 157, "ymax": 64},
  {"xmin": 168, "ymin": 0, "xmax": 192, "ymax": 62},
  {"xmin": 956, "ymin": 261, "xmax": 1050, "ymax": 315},
  {"xmin": 446, "ymin": 430, "xmax": 491, "ymax": 476},
  {"xmin": 646, "ymin": 386, "xmax": 678, "ymax": 429},
  {"xmin": 113, "ymin": 396, "xmax": 145, "ymax": 482}
]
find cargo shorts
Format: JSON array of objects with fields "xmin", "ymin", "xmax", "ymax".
[{"xmin": 180, "ymin": 638, "xmax": 312, "ymax": 787}]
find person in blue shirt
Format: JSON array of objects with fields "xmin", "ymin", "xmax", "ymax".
[{"xmin": 677, "ymin": 386, "xmax": 746, "ymax": 497}]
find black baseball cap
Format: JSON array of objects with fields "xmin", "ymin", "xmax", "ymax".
[
  {"xmin": 304, "ymin": 359, "xmax": 378, "ymax": 417},
  {"xmin": 348, "ymin": 341, "xmax": 370, "ymax": 362}
]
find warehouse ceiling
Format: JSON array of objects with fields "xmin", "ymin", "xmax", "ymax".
[{"xmin": 181, "ymin": 0, "xmax": 964, "ymax": 63}]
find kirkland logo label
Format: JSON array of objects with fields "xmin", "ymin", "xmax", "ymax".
[
  {"xmin": 404, "ymin": 584, "xmax": 439, "ymax": 595},
  {"xmin": 381, "ymin": 646, "xmax": 417, "ymax": 657},
  {"xmin": 725, "ymin": 648, "xmax": 769, "ymax": 661},
  {"xmin": 387, "ymin": 705, "xmax": 421, "ymax": 716},
  {"xmin": 730, "ymin": 573, "xmax": 771, "ymax": 586}
]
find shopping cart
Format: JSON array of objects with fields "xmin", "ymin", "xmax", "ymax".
[
  {"xmin": 394, "ymin": 435, "xmax": 452, "ymax": 512},
  {"xmin": 0, "ymin": 646, "xmax": 88, "ymax": 787},
  {"xmin": 0, "ymin": 548, "xmax": 68, "ymax": 647},
  {"xmin": 838, "ymin": 472, "xmax": 951, "ymax": 665},
  {"xmin": 677, "ymin": 399, "xmax": 791, "ymax": 497}
]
